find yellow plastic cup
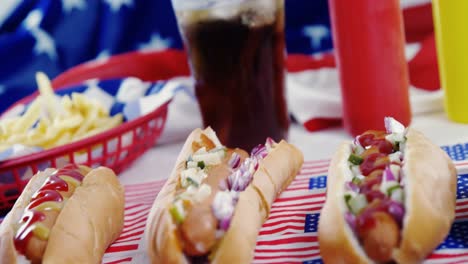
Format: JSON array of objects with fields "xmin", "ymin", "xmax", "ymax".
[{"xmin": 433, "ymin": 0, "xmax": 468, "ymax": 123}]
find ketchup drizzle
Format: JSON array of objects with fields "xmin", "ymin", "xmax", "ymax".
[
  {"xmin": 13, "ymin": 166, "xmax": 84, "ymax": 254},
  {"xmin": 14, "ymin": 211, "xmax": 46, "ymax": 255},
  {"xmin": 353, "ymin": 131, "xmax": 403, "ymax": 232}
]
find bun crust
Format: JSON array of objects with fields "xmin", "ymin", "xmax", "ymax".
[
  {"xmin": 393, "ymin": 129, "xmax": 457, "ymax": 263},
  {"xmin": 0, "ymin": 166, "xmax": 125, "ymax": 264},
  {"xmin": 43, "ymin": 167, "xmax": 125, "ymax": 264},
  {"xmin": 318, "ymin": 128, "xmax": 457, "ymax": 263}
]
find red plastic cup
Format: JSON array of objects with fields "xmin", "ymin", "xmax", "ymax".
[{"xmin": 328, "ymin": 0, "xmax": 412, "ymax": 136}]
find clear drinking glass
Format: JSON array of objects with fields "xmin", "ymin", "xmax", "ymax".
[{"xmin": 171, "ymin": 0, "xmax": 289, "ymax": 151}]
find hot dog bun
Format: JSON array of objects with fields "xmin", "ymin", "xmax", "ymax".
[
  {"xmin": 0, "ymin": 166, "xmax": 125, "ymax": 264},
  {"xmin": 318, "ymin": 128, "xmax": 457, "ymax": 264},
  {"xmin": 145, "ymin": 127, "xmax": 304, "ymax": 263}
]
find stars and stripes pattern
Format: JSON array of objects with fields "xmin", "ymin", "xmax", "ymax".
[
  {"xmin": 0, "ymin": 0, "xmax": 334, "ymax": 114},
  {"xmin": 96, "ymin": 143, "xmax": 468, "ymax": 264}
]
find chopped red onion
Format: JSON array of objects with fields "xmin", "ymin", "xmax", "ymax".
[
  {"xmin": 228, "ymin": 170, "xmax": 241, "ymax": 191},
  {"xmin": 346, "ymin": 181, "xmax": 359, "ymax": 192},
  {"xmin": 218, "ymin": 179, "xmax": 228, "ymax": 191},
  {"xmin": 254, "ymin": 161, "xmax": 259, "ymax": 170},
  {"xmin": 228, "ymin": 152, "xmax": 241, "ymax": 169},
  {"xmin": 251, "ymin": 144, "xmax": 265, "ymax": 156},
  {"xmin": 219, "ymin": 218, "xmax": 231, "ymax": 231},
  {"xmin": 251, "ymin": 144, "xmax": 268, "ymax": 159},
  {"xmin": 353, "ymin": 135, "xmax": 361, "ymax": 147},
  {"xmin": 266, "ymin": 137, "xmax": 275, "ymax": 149},
  {"xmin": 388, "ymin": 200, "xmax": 405, "ymax": 225},
  {"xmin": 345, "ymin": 212, "xmax": 357, "ymax": 232},
  {"xmin": 383, "ymin": 166, "xmax": 396, "ymax": 182}
]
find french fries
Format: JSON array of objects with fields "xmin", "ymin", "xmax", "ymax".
[{"xmin": 0, "ymin": 72, "xmax": 123, "ymax": 152}]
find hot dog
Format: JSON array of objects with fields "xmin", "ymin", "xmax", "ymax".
[
  {"xmin": 0, "ymin": 164, "xmax": 125, "ymax": 264},
  {"xmin": 318, "ymin": 117, "xmax": 457, "ymax": 264},
  {"xmin": 144, "ymin": 127, "xmax": 304, "ymax": 263}
]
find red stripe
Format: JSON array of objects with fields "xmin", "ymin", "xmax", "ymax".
[
  {"xmin": 120, "ymin": 222, "xmax": 147, "ymax": 236},
  {"xmin": 283, "ymin": 186, "xmax": 311, "ymax": 192},
  {"xmin": 275, "ymin": 193, "xmax": 325, "ymax": 203},
  {"xmin": 112, "ymin": 237, "xmax": 142, "ymax": 245},
  {"xmin": 104, "ymin": 257, "xmax": 133, "ymax": 264},
  {"xmin": 296, "ymin": 169, "xmax": 328, "ymax": 176},
  {"xmin": 259, "ymin": 225, "xmax": 304, "ymax": 236},
  {"xmin": 270, "ymin": 205, "xmax": 323, "ymax": 215},
  {"xmin": 289, "ymin": 179, "xmax": 310, "ymax": 186},
  {"xmin": 115, "ymin": 230, "xmax": 145, "ymax": 243},
  {"xmin": 125, "ymin": 196, "xmax": 159, "ymax": 204},
  {"xmin": 105, "ymin": 244, "xmax": 139, "ymax": 253},
  {"xmin": 124, "ymin": 215, "xmax": 147, "ymax": 230},
  {"xmin": 266, "ymin": 213, "xmax": 308, "ymax": 222},
  {"xmin": 455, "ymin": 207, "xmax": 468, "ymax": 214},
  {"xmin": 125, "ymin": 189, "xmax": 160, "ymax": 198},
  {"xmin": 125, "ymin": 191, "xmax": 160, "ymax": 199},
  {"xmin": 125, "ymin": 186, "xmax": 163, "ymax": 194},
  {"xmin": 262, "ymin": 218, "xmax": 305, "ymax": 228},
  {"xmin": 124, "ymin": 180, "xmax": 166, "ymax": 189},
  {"xmin": 303, "ymin": 159, "xmax": 331, "ymax": 164},
  {"xmin": 125, "ymin": 184, "xmax": 163, "ymax": 193},
  {"xmin": 454, "ymin": 161, "xmax": 468, "ymax": 166},
  {"xmin": 300, "ymin": 164, "xmax": 330, "ymax": 170},
  {"xmin": 429, "ymin": 252, "xmax": 468, "ymax": 259},
  {"xmin": 255, "ymin": 245, "xmax": 319, "ymax": 253},
  {"xmin": 254, "ymin": 252, "xmax": 321, "ymax": 260},
  {"xmin": 124, "ymin": 213, "xmax": 150, "ymax": 228},
  {"xmin": 452, "ymin": 260, "xmax": 468, "ymax": 264},
  {"xmin": 124, "ymin": 203, "xmax": 147, "ymax": 211},
  {"xmin": 272, "ymin": 200, "xmax": 325, "ymax": 209},
  {"xmin": 124, "ymin": 214, "xmax": 148, "ymax": 228},
  {"xmin": 124, "ymin": 205, "xmax": 151, "ymax": 218},
  {"xmin": 124, "ymin": 186, "xmax": 162, "ymax": 194},
  {"xmin": 256, "ymin": 236, "xmax": 317, "ymax": 246},
  {"xmin": 456, "ymin": 200, "xmax": 468, "ymax": 207}
]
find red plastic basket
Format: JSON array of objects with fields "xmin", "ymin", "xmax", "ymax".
[
  {"xmin": 0, "ymin": 91, "xmax": 169, "ymax": 211},
  {"xmin": 0, "ymin": 49, "xmax": 189, "ymax": 212}
]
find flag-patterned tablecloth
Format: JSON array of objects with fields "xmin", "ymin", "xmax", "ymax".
[{"xmin": 101, "ymin": 142, "xmax": 468, "ymax": 264}]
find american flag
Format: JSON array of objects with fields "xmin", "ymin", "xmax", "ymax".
[
  {"xmin": 0, "ymin": 0, "xmax": 333, "ymax": 114},
  {"xmin": 95, "ymin": 142, "xmax": 468, "ymax": 264}
]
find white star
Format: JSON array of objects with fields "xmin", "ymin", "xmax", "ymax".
[
  {"xmin": 22, "ymin": 9, "xmax": 57, "ymax": 61},
  {"xmin": 24, "ymin": 9, "xmax": 43, "ymax": 30},
  {"xmin": 95, "ymin": 50, "xmax": 110, "ymax": 62},
  {"xmin": 62, "ymin": 0, "xmax": 87, "ymax": 13},
  {"xmin": 104, "ymin": 0, "xmax": 133, "ymax": 12},
  {"xmin": 31, "ymin": 28, "xmax": 57, "ymax": 61},
  {"xmin": 303, "ymin": 25, "xmax": 330, "ymax": 51},
  {"xmin": 138, "ymin": 33, "xmax": 172, "ymax": 53}
]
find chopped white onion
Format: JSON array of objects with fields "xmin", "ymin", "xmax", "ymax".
[
  {"xmin": 384, "ymin": 117, "xmax": 405, "ymax": 134},
  {"xmin": 194, "ymin": 184, "xmax": 212, "ymax": 202},
  {"xmin": 348, "ymin": 194, "xmax": 368, "ymax": 214},
  {"xmin": 212, "ymin": 191, "xmax": 235, "ymax": 221}
]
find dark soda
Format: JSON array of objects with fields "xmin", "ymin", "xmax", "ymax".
[{"xmin": 180, "ymin": 10, "xmax": 289, "ymax": 151}]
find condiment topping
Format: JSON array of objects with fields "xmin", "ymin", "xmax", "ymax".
[
  {"xmin": 169, "ymin": 136, "xmax": 278, "ymax": 257},
  {"xmin": 344, "ymin": 117, "xmax": 408, "ymax": 262},
  {"xmin": 14, "ymin": 164, "xmax": 85, "ymax": 255}
]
